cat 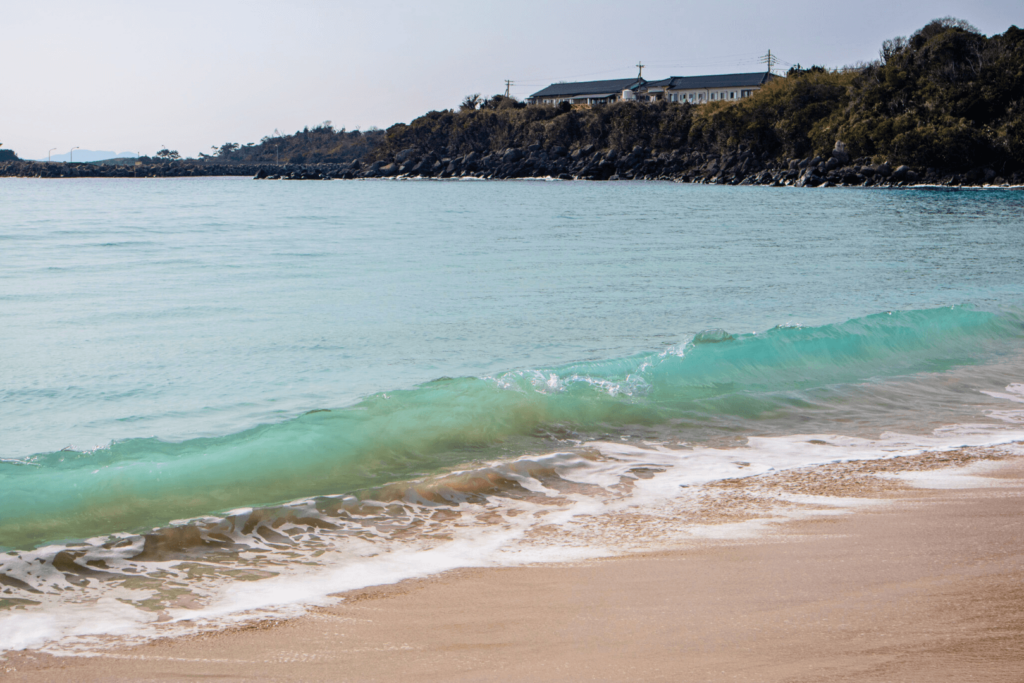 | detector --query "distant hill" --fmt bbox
[41,150,138,163]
